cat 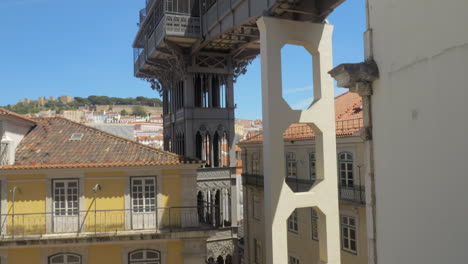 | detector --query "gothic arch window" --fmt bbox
[175,129,185,156]
[128,250,161,264]
[48,253,81,264]
[225,255,232,264]
[194,75,203,107]
[197,191,206,223]
[213,131,221,167]
[203,133,212,167]
[215,190,221,227]
[338,152,354,187]
[216,255,225,264]
[221,131,229,166]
